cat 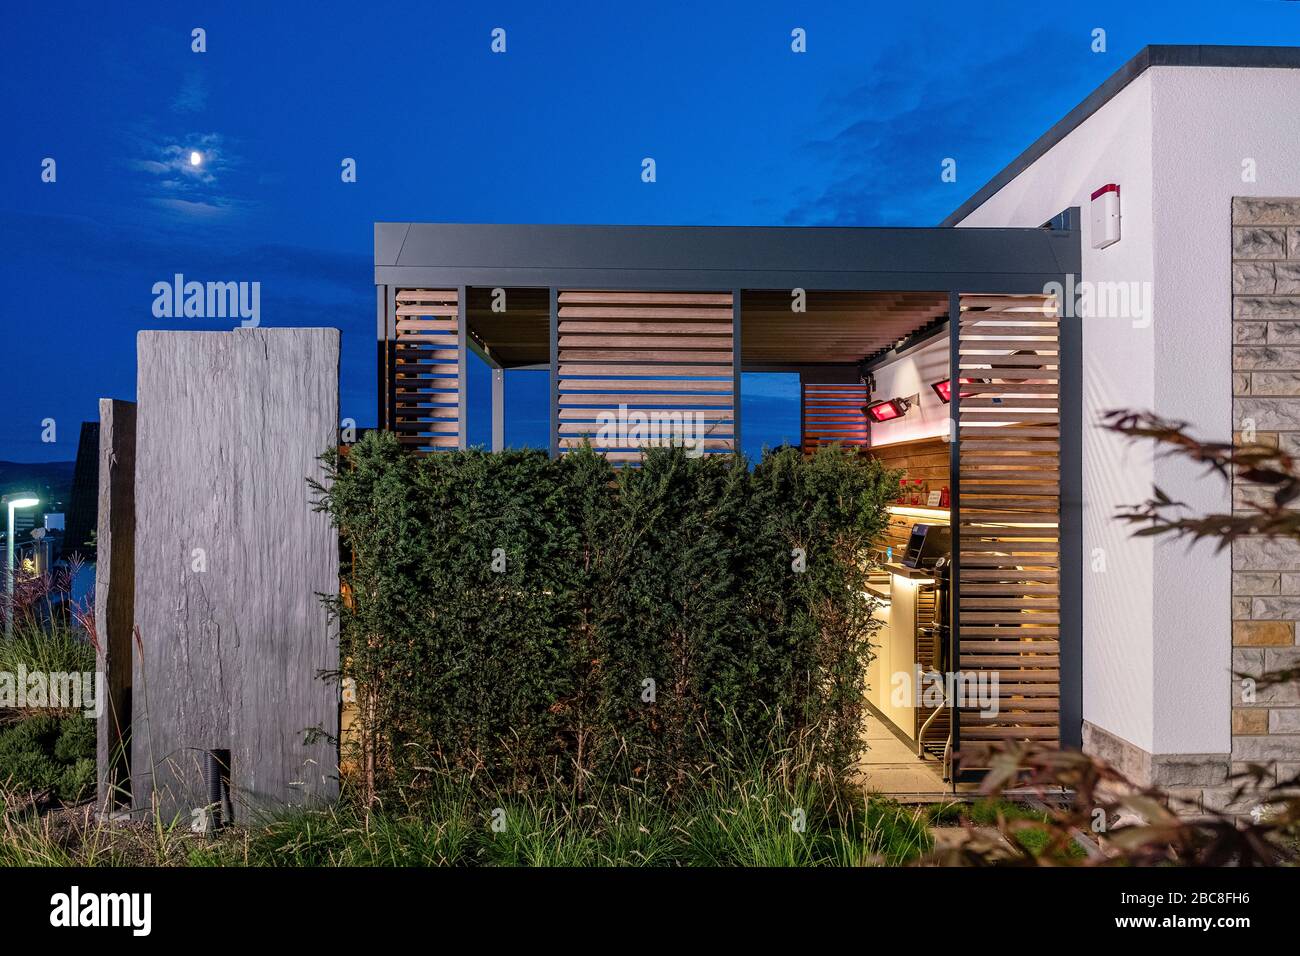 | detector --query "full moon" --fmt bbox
[189,151,202,166]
